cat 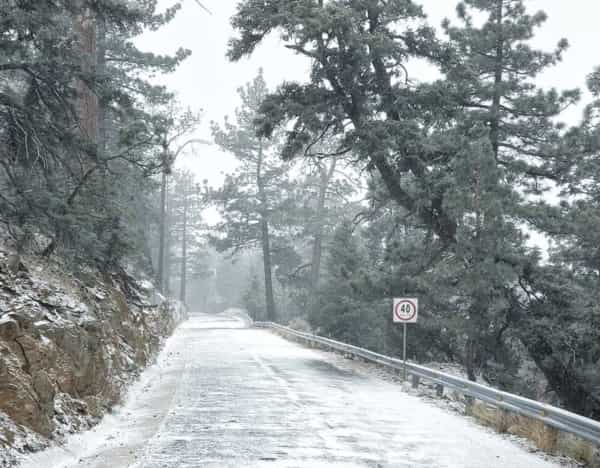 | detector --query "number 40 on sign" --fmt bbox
[393,298,418,323]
